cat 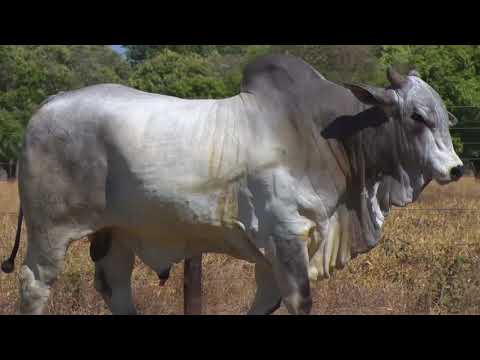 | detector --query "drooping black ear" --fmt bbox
[343,84,396,107]
[448,111,458,127]
[321,107,390,140]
